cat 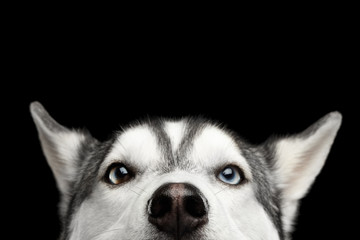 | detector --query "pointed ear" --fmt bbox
[30,102,95,198]
[269,112,342,233]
